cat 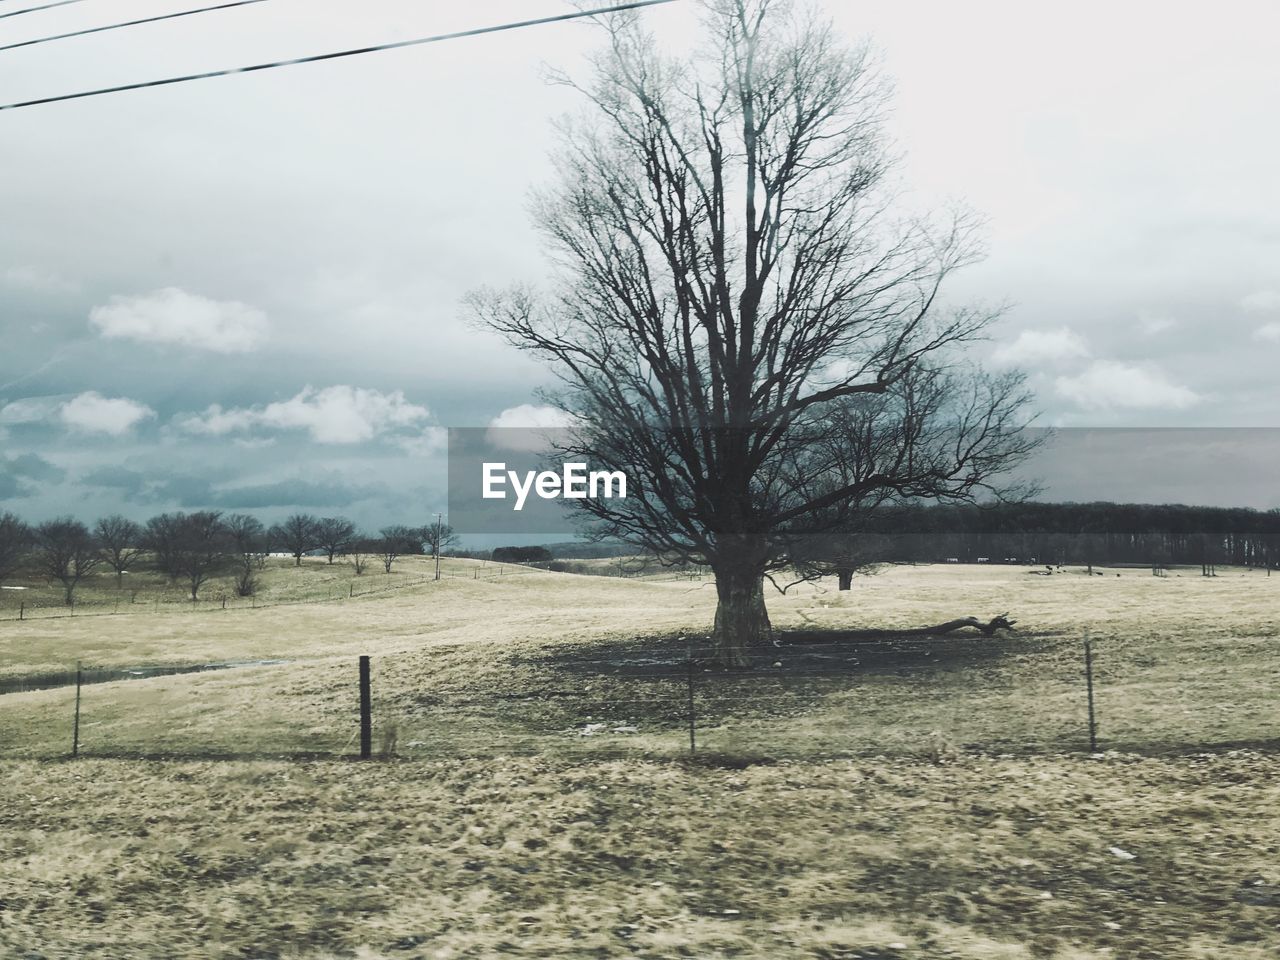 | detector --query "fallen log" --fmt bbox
[911,614,1017,636]
[778,613,1016,645]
